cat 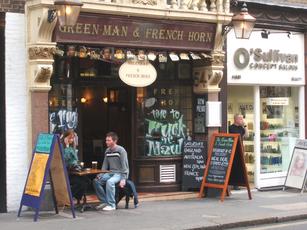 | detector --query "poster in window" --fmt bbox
[194,96,206,133]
